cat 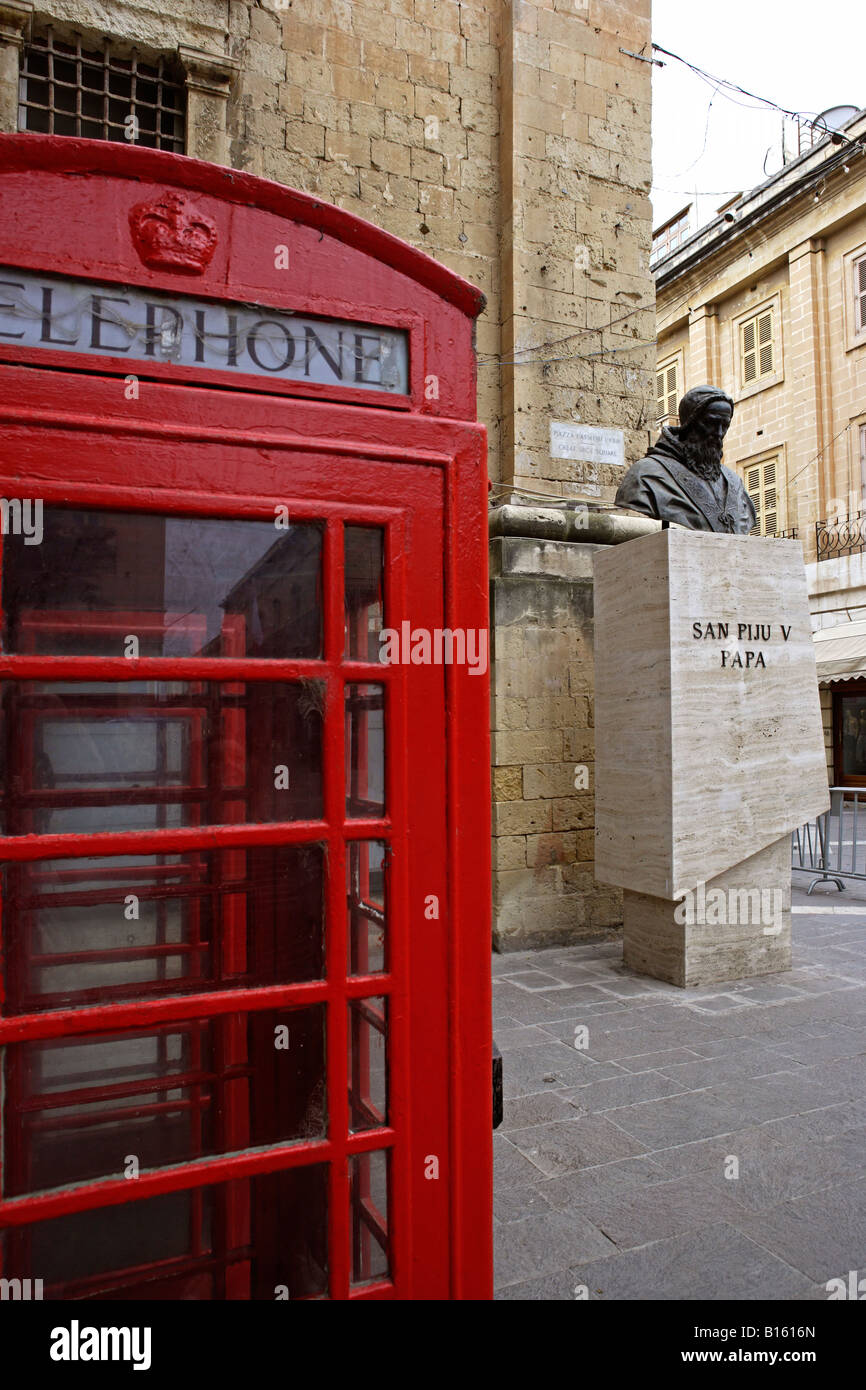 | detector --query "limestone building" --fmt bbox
[654,106,866,790]
[0,0,656,950]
